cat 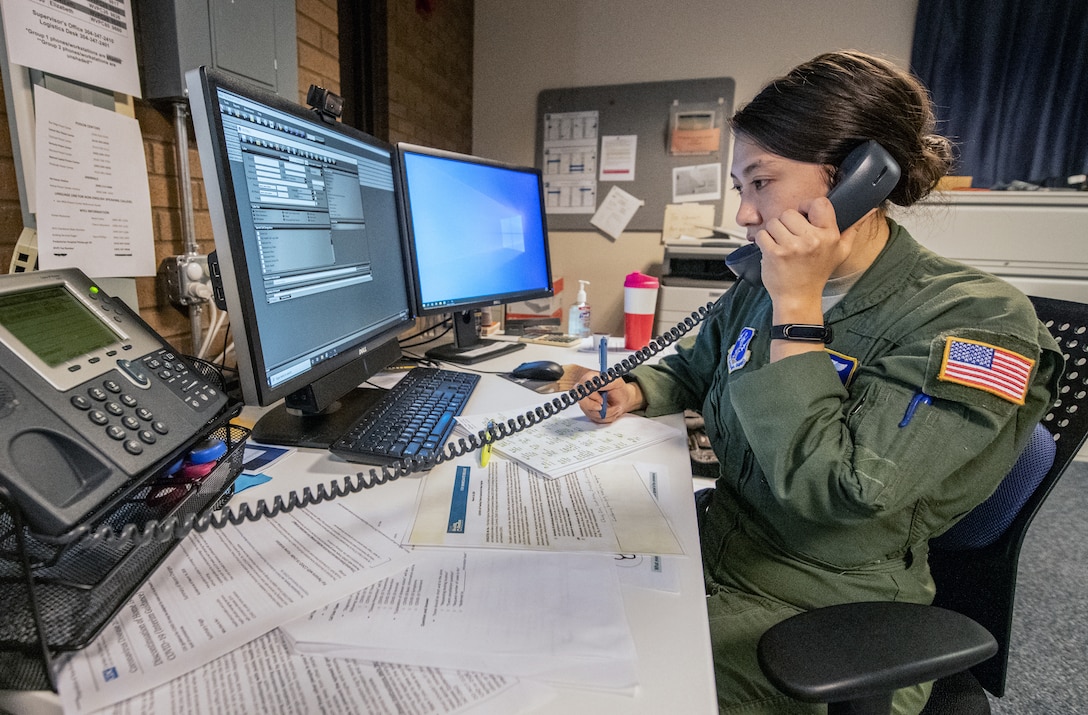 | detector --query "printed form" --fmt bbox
[82,628,551,715]
[407,458,683,556]
[55,493,419,714]
[283,549,639,690]
[455,411,679,478]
